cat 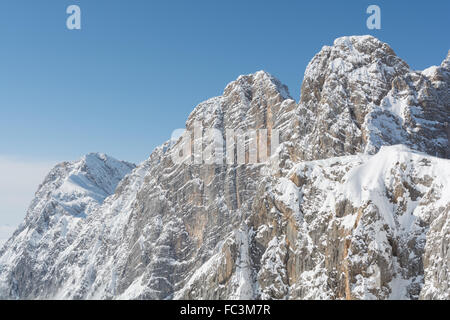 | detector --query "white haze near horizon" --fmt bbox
[0,156,55,244]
